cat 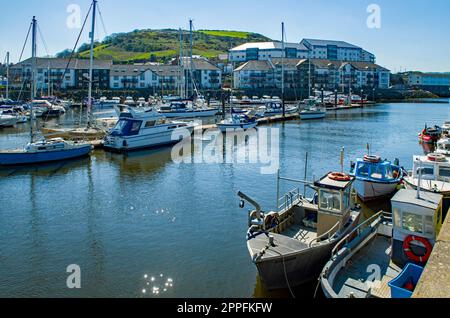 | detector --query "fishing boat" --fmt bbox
[103,106,196,152]
[0,17,92,166]
[350,155,403,201]
[259,102,298,117]
[442,121,450,134]
[419,125,442,144]
[238,171,361,290]
[320,188,443,298]
[436,138,450,156]
[403,153,450,218]
[0,111,17,127]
